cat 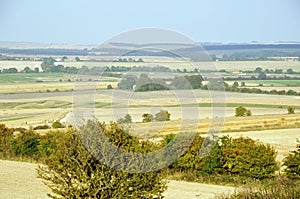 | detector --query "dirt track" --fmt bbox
[0,160,235,199]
